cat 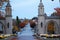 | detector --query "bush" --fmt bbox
[30,20,36,28]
